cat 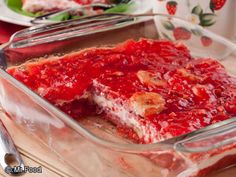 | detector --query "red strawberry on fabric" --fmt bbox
[173,27,191,40]
[166,1,178,15]
[201,36,213,47]
[210,0,226,12]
